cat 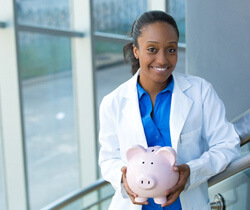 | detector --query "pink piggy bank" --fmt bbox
[126,145,179,204]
